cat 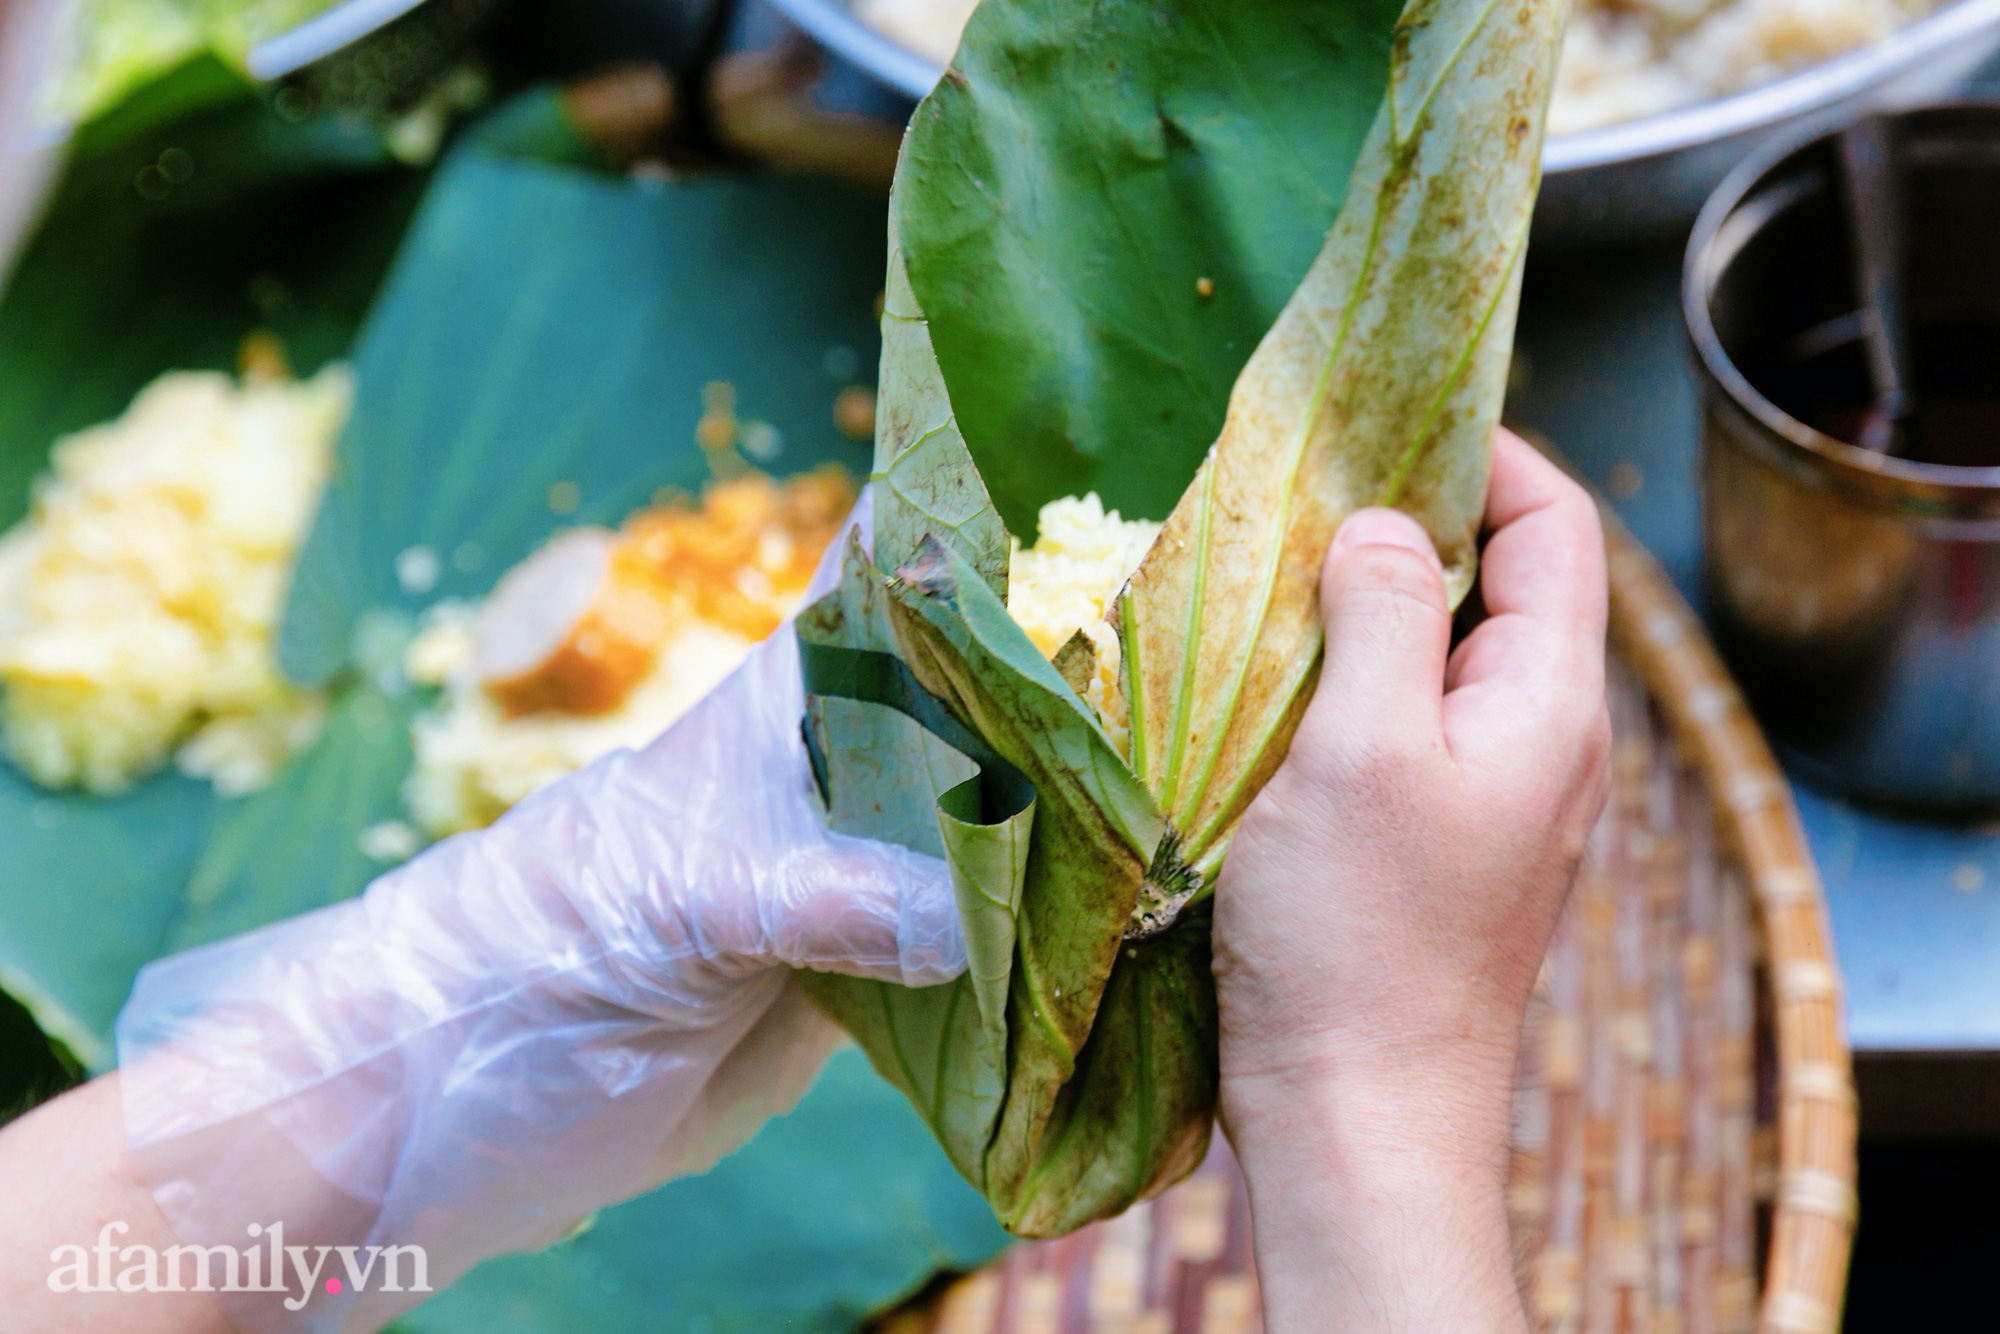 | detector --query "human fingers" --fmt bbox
[764,834,965,986]
[613,625,963,987]
[1442,430,1607,705]
[1293,507,1453,760]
